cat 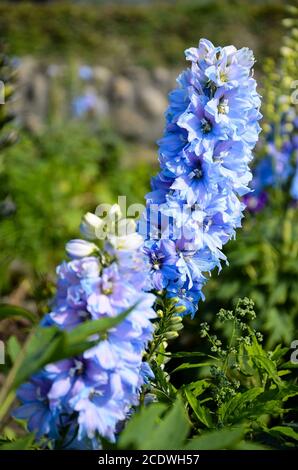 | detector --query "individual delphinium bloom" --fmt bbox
[14,206,156,447]
[47,256,101,330]
[143,240,181,290]
[139,38,262,315]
